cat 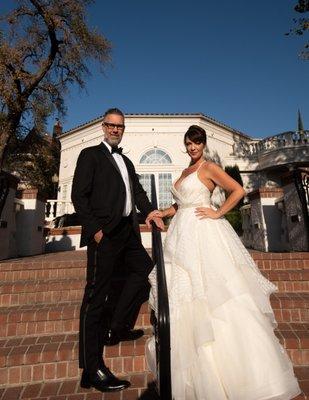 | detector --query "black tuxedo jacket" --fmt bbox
[71,142,154,247]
